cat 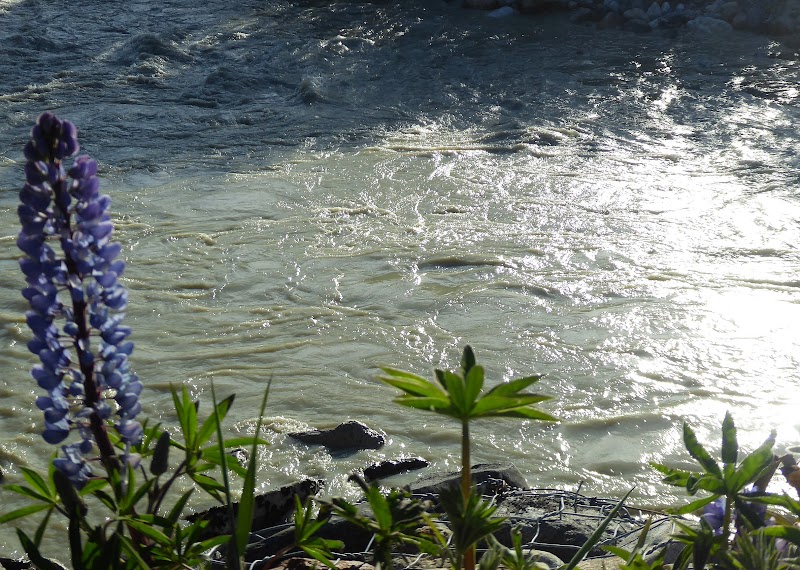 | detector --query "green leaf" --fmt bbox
[721,412,738,468]
[561,488,634,570]
[683,422,722,478]
[200,448,250,478]
[125,478,155,515]
[117,534,153,569]
[485,407,557,422]
[173,384,198,450]
[119,463,143,513]
[33,508,53,547]
[729,431,776,491]
[53,469,85,517]
[20,467,53,499]
[191,473,226,502]
[463,365,485,414]
[687,474,726,495]
[484,375,543,398]
[602,545,634,560]
[2,484,55,504]
[393,395,452,412]
[93,490,118,511]
[471,394,552,418]
[747,493,800,516]
[0,503,52,523]
[166,489,195,525]
[235,382,271,557]
[16,529,64,570]
[439,369,468,416]
[207,381,239,569]
[651,462,694,487]
[197,534,232,551]
[124,519,173,547]
[665,494,719,516]
[461,345,477,375]
[79,479,109,497]
[365,486,392,530]
[196,394,235,447]
[218,436,270,449]
[756,525,800,547]
[378,368,446,398]
[149,430,171,476]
